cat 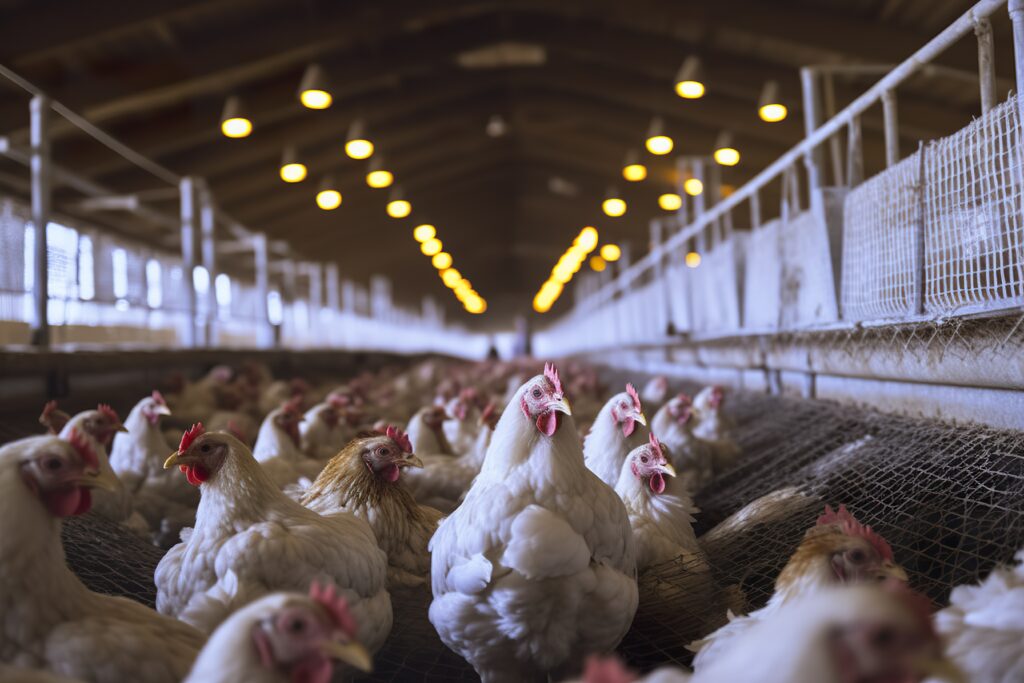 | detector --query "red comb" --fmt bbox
[626,383,642,412]
[386,425,413,453]
[178,423,205,453]
[581,654,636,683]
[543,362,563,395]
[282,396,303,415]
[310,581,358,639]
[97,404,120,423]
[648,432,665,461]
[817,505,894,562]
[68,428,99,471]
[327,392,351,408]
[151,390,166,406]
